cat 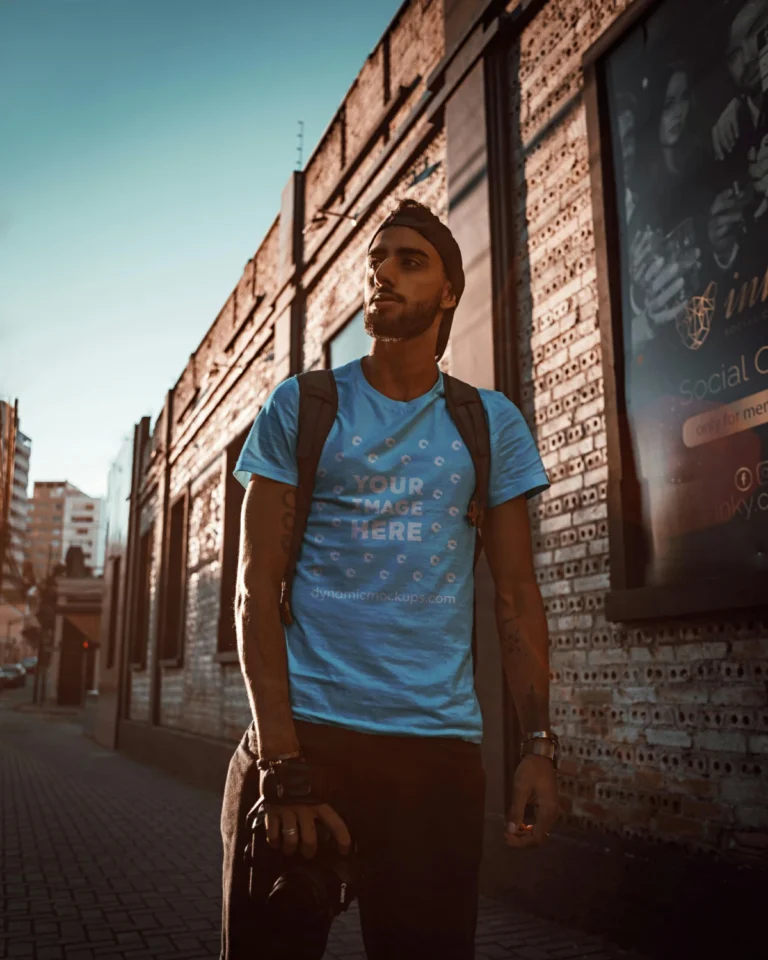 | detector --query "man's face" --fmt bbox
[363,225,455,346]
[727,0,768,96]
